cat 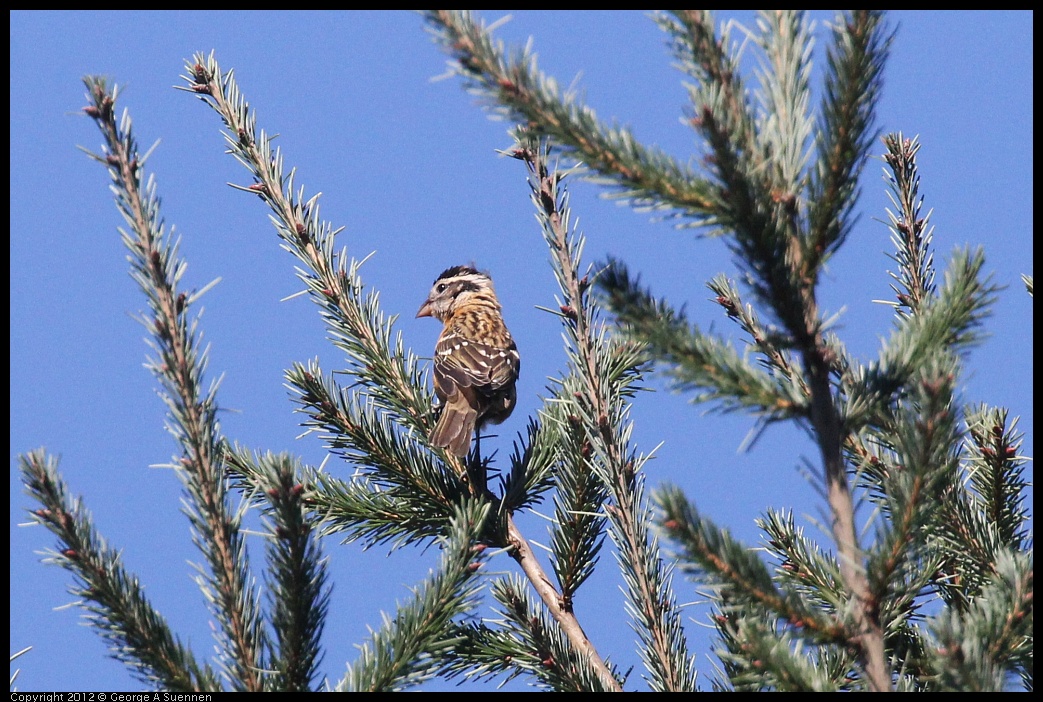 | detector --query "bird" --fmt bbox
[417,265,520,458]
